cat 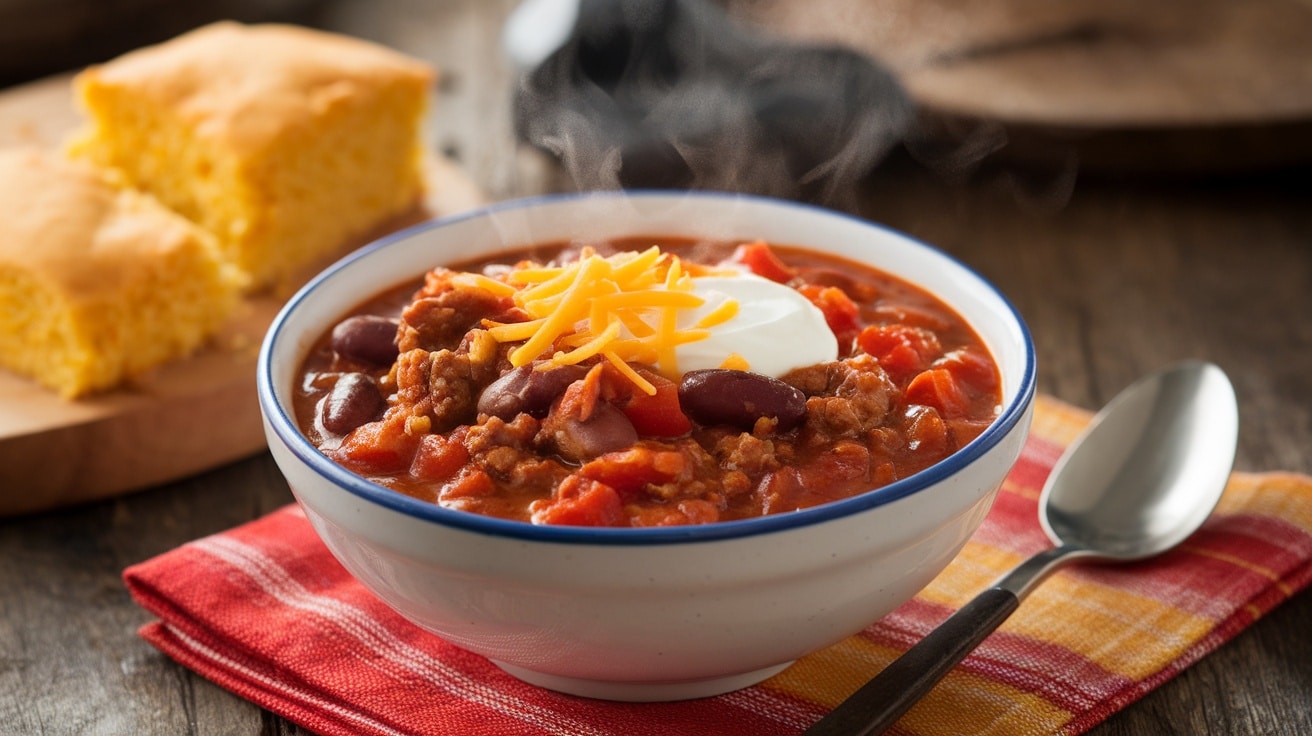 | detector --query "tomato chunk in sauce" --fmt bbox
[293,237,1002,527]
